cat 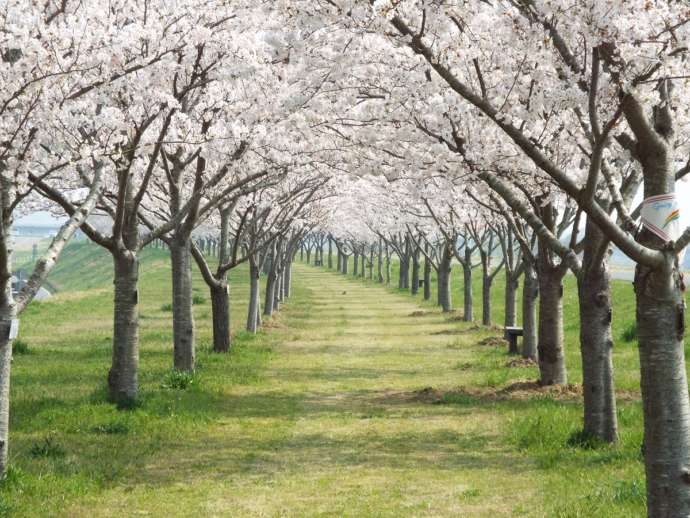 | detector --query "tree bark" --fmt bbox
[353,252,359,276]
[170,238,195,372]
[505,276,519,328]
[398,256,409,289]
[247,260,261,332]
[482,271,491,326]
[628,107,690,514]
[462,260,473,322]
[537,264,567,385]
[264,269,275,316]
[377,240,384,283]
[109,251,140,404]
[284,261,292,298]
[411,247,420,295]
[437,245,453,312]
[505,276,519,354]
[578,222,617,442]
[522,262,538,360]
[0,291,15,477]
[423,245,432,301]
[328,240,333,269]
[210,282,230,353]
